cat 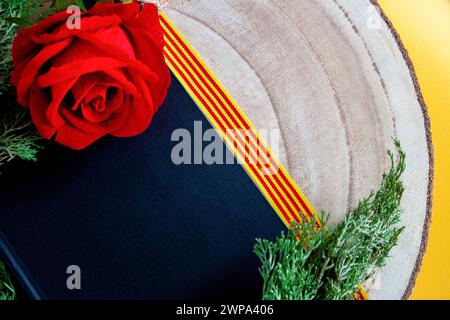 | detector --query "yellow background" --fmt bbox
[377,0,450,299]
